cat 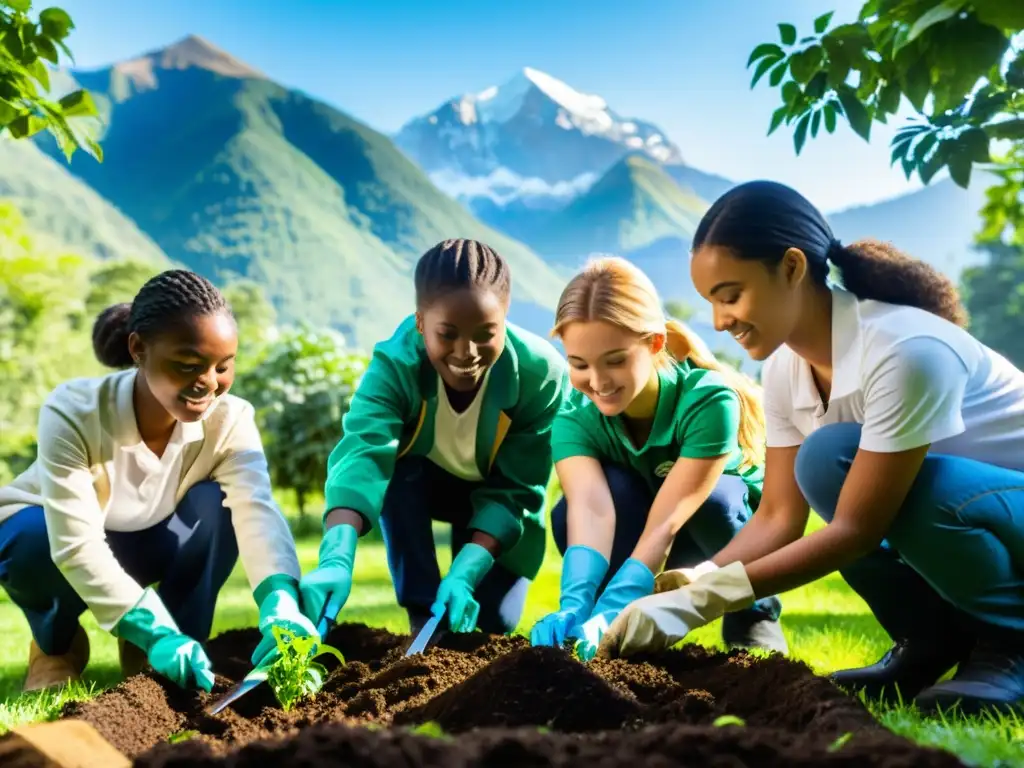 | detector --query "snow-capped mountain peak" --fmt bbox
[394,66,685,207]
